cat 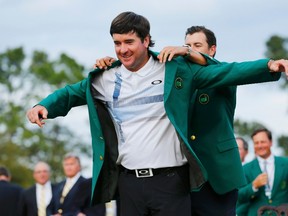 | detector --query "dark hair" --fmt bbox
[0,166,11,177]
[251,128,272,141]
[236,137,249,151]
[185,26,217,48]
[110,11,155,47]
